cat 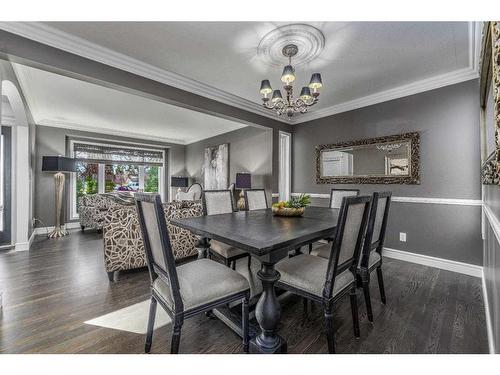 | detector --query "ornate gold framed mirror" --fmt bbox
[316,132,420,184]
